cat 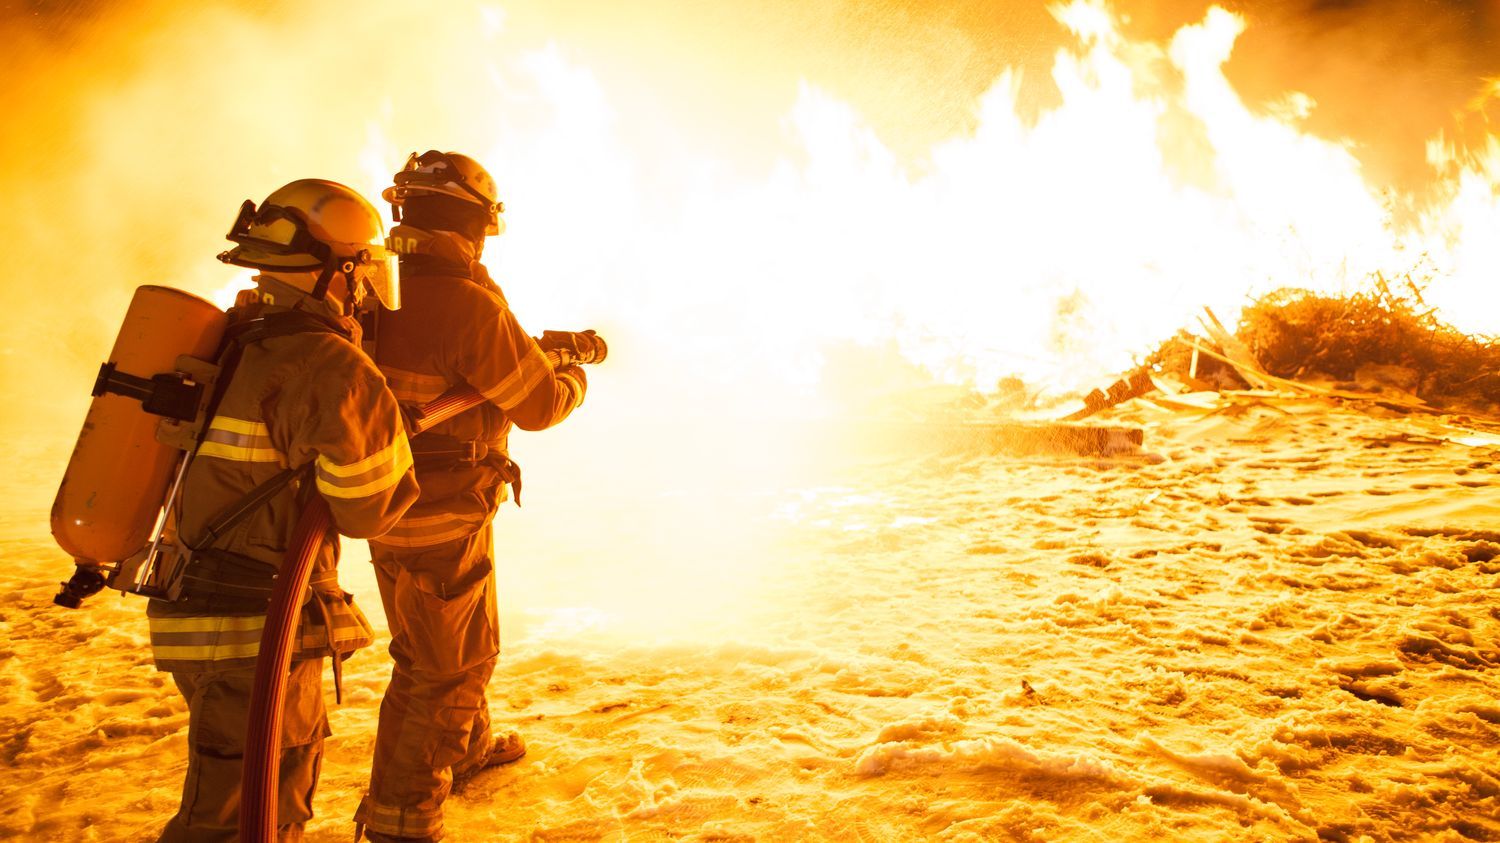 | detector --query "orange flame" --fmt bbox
[346,0,1500,403]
